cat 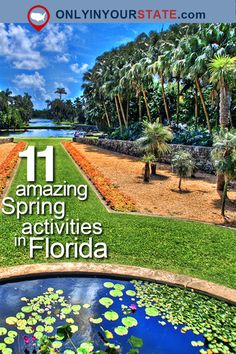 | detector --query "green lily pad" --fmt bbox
[122,316,138,328]
[99,297,114,308]
[104,282,114,288]
[104,310,119,321]
[52,341,63,349]
[126,290,136,296]
[145,307,159,317]
[0,328,7,336]
[21,306,33,313]
[4,337,14,345]
[129,336,143,348]
[114,284,125,291]
[6,317,17,325]
[109,290,123,297]
[89,317,103,324]
[114,326,128,336]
